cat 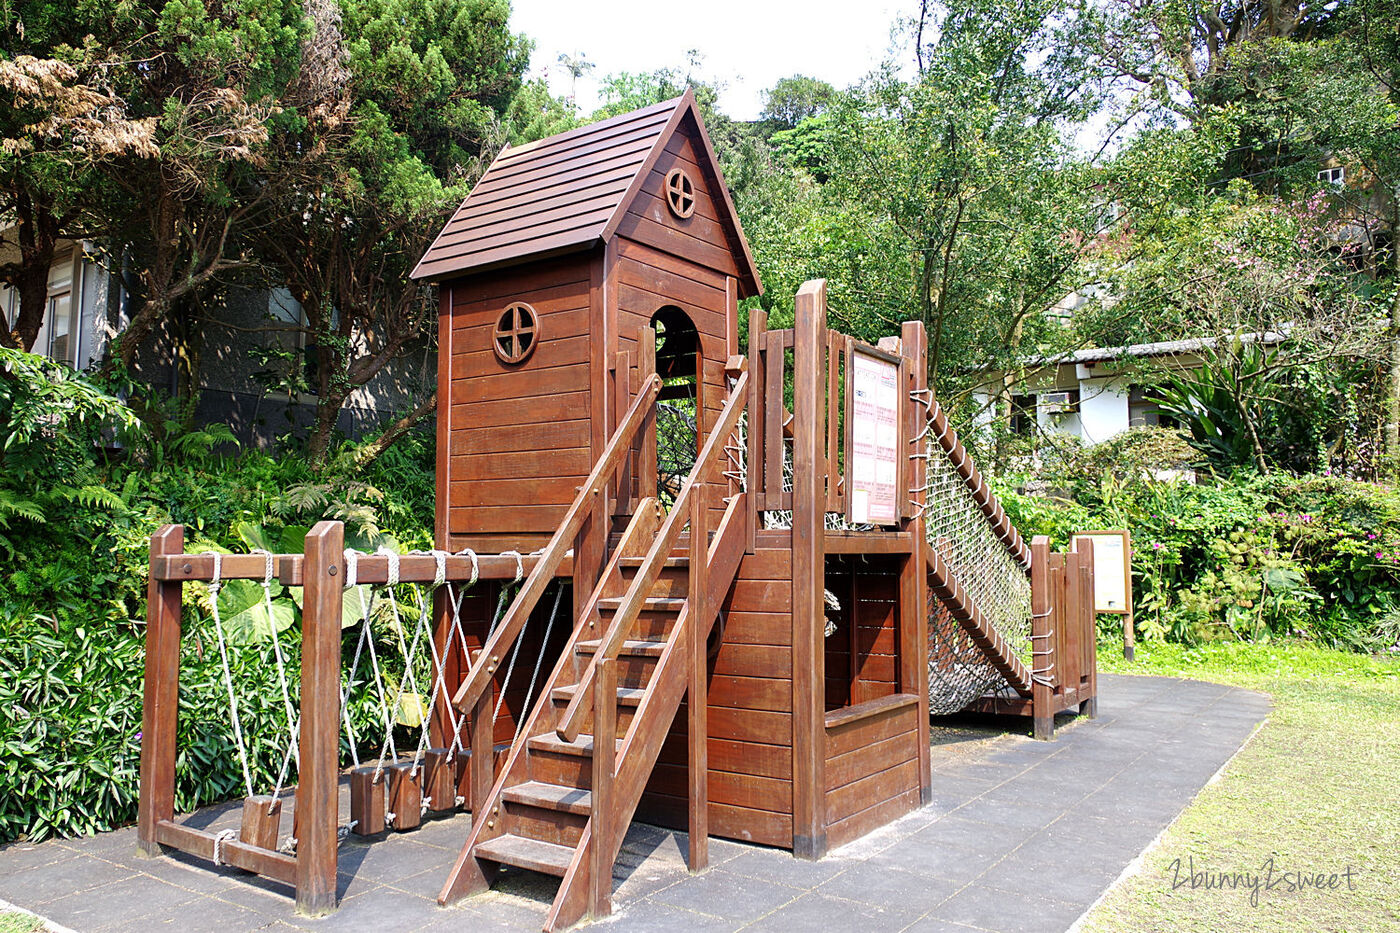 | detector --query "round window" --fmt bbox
[493,302,539,364]
[665,168,696,219]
